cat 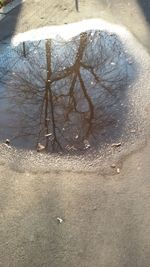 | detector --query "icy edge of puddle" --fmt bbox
[11,18,150,64]
[12,19,131,45]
